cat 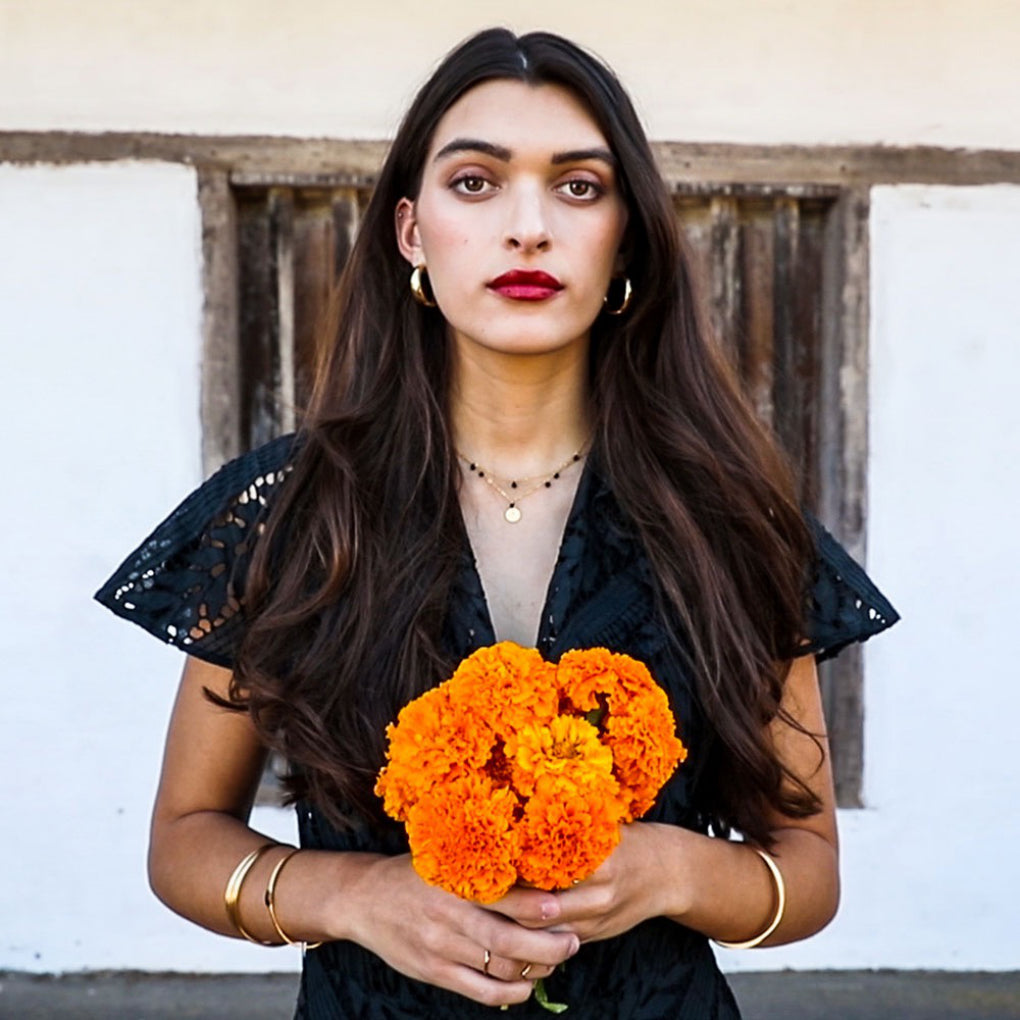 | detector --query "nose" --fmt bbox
[504,184,551,253]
